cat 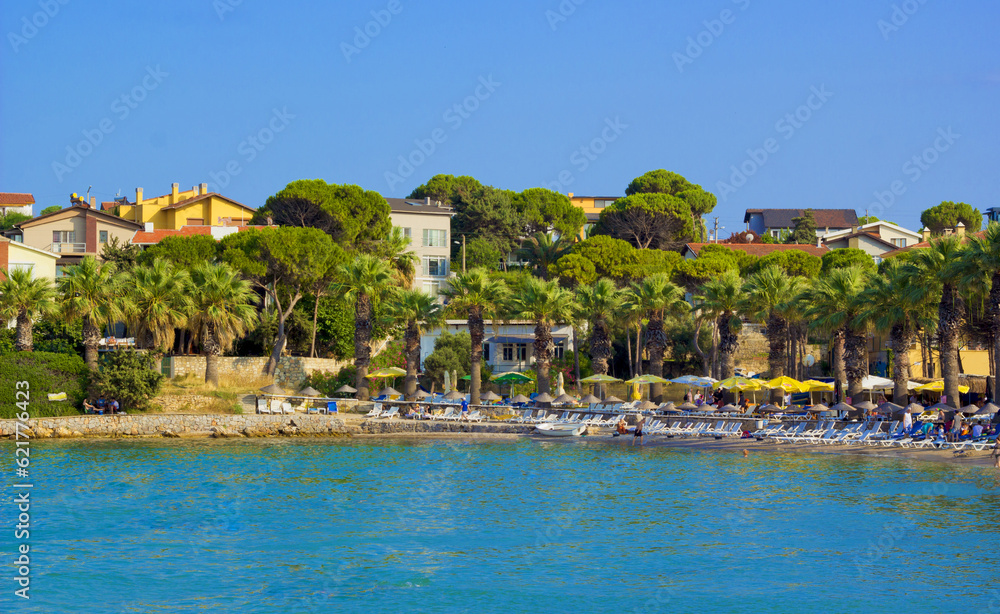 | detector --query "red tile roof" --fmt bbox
[883,230,985,258]
[0,193,35,205]
[685,242,829,257]
[744,208,858,229]
[130,226,214,245]
[156,192,254,212]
